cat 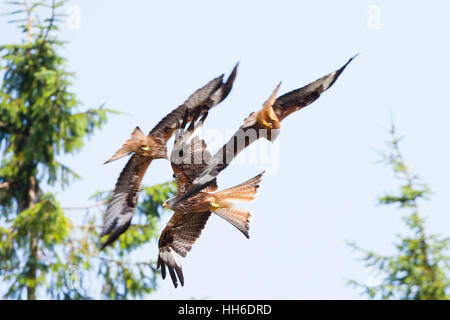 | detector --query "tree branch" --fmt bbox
[62,201,106,210]
[98,256,157,269]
